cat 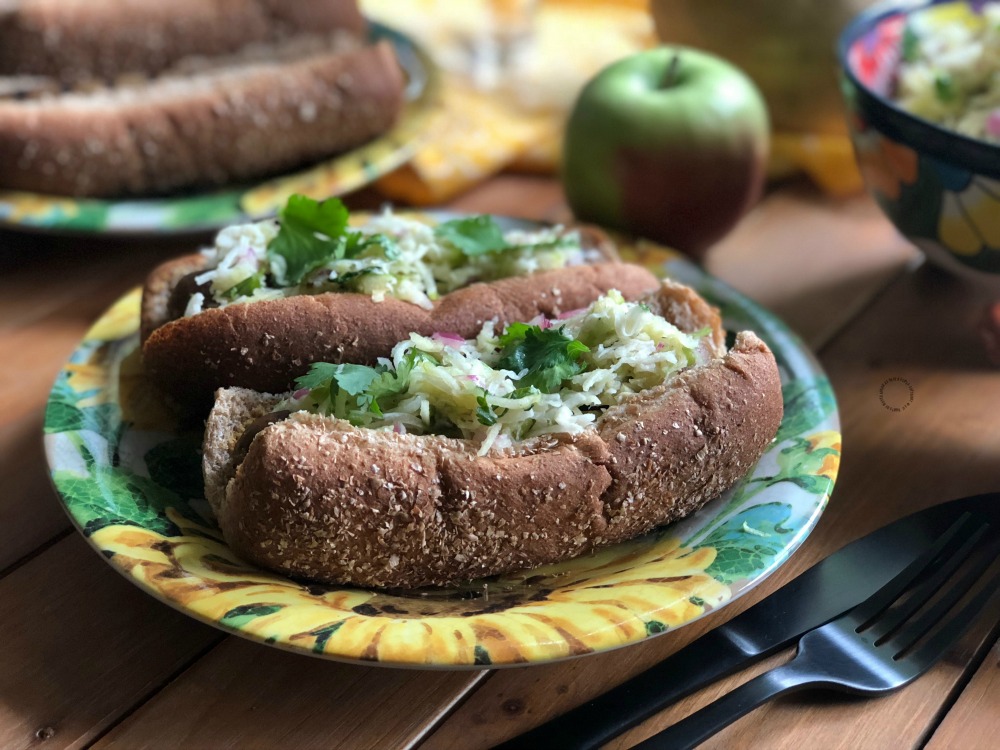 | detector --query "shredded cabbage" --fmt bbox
[895,4,1000,142]
[185,209,595,314]
[282,291,710,454]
